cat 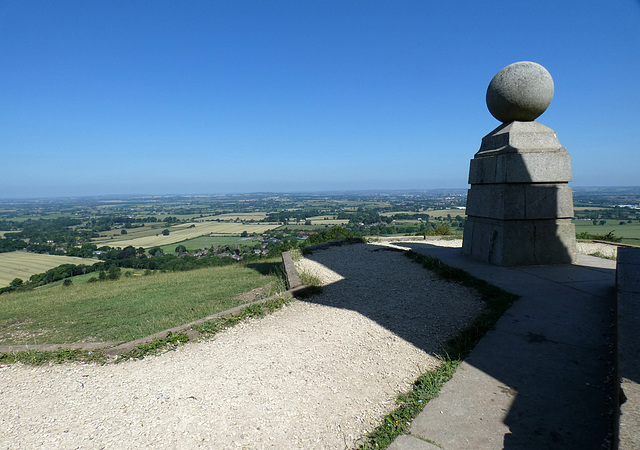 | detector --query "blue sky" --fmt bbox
[1,1,639,198]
